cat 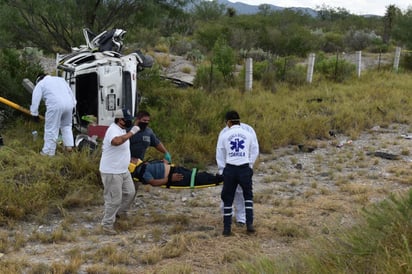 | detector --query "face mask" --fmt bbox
[124,120,133,128]
[138,122,149,131]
